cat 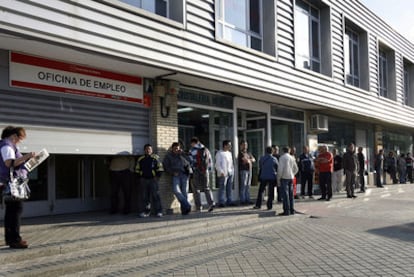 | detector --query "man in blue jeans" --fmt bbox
[277,146,298,216]
[163,142,192,215]
[215,140,235,207]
